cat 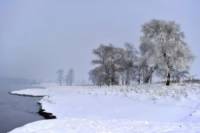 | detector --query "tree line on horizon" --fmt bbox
[89,19,194,86]
[57,68,74,86]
